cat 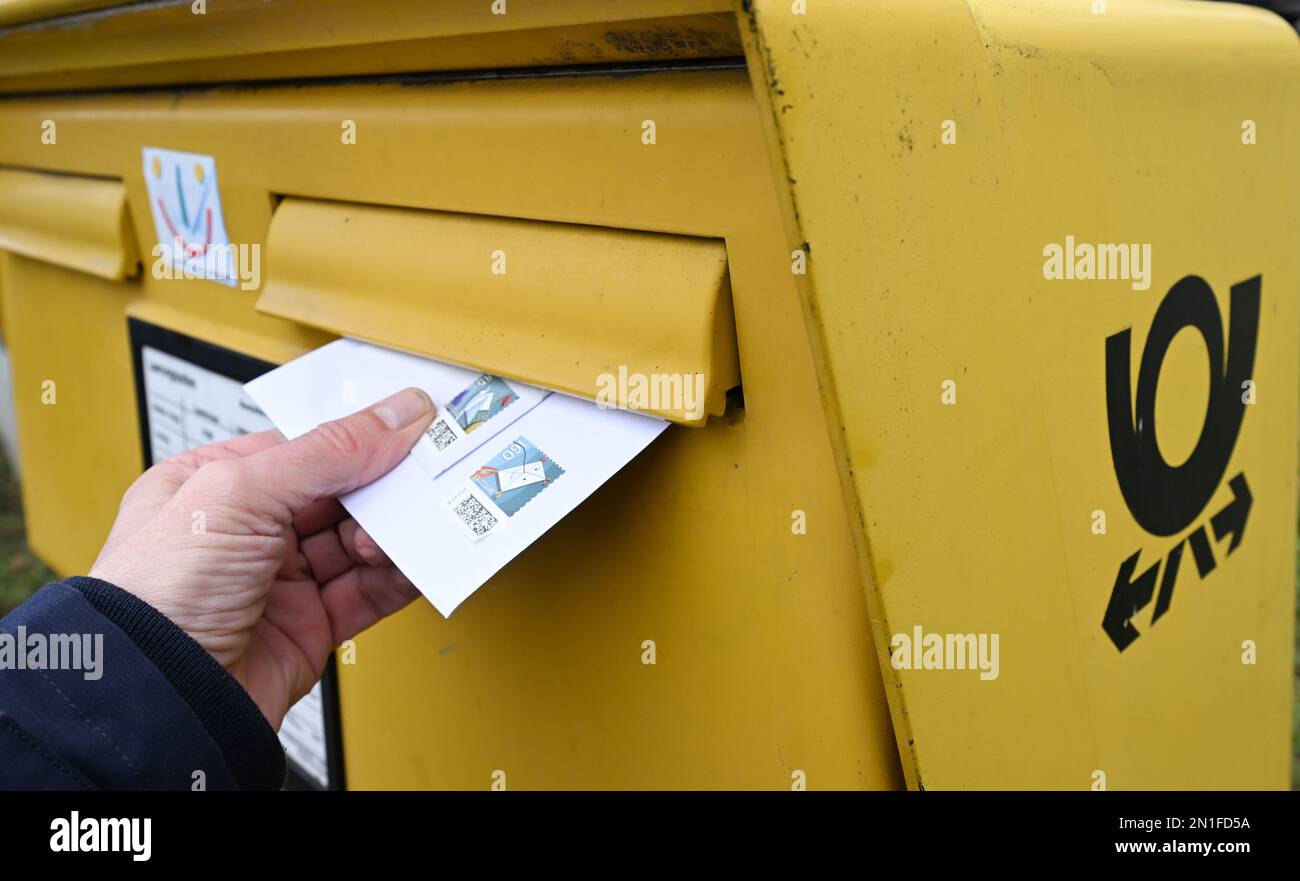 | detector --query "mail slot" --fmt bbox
[0,0,1295,792]
[0,168,139,281]
[259,198,740,424]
